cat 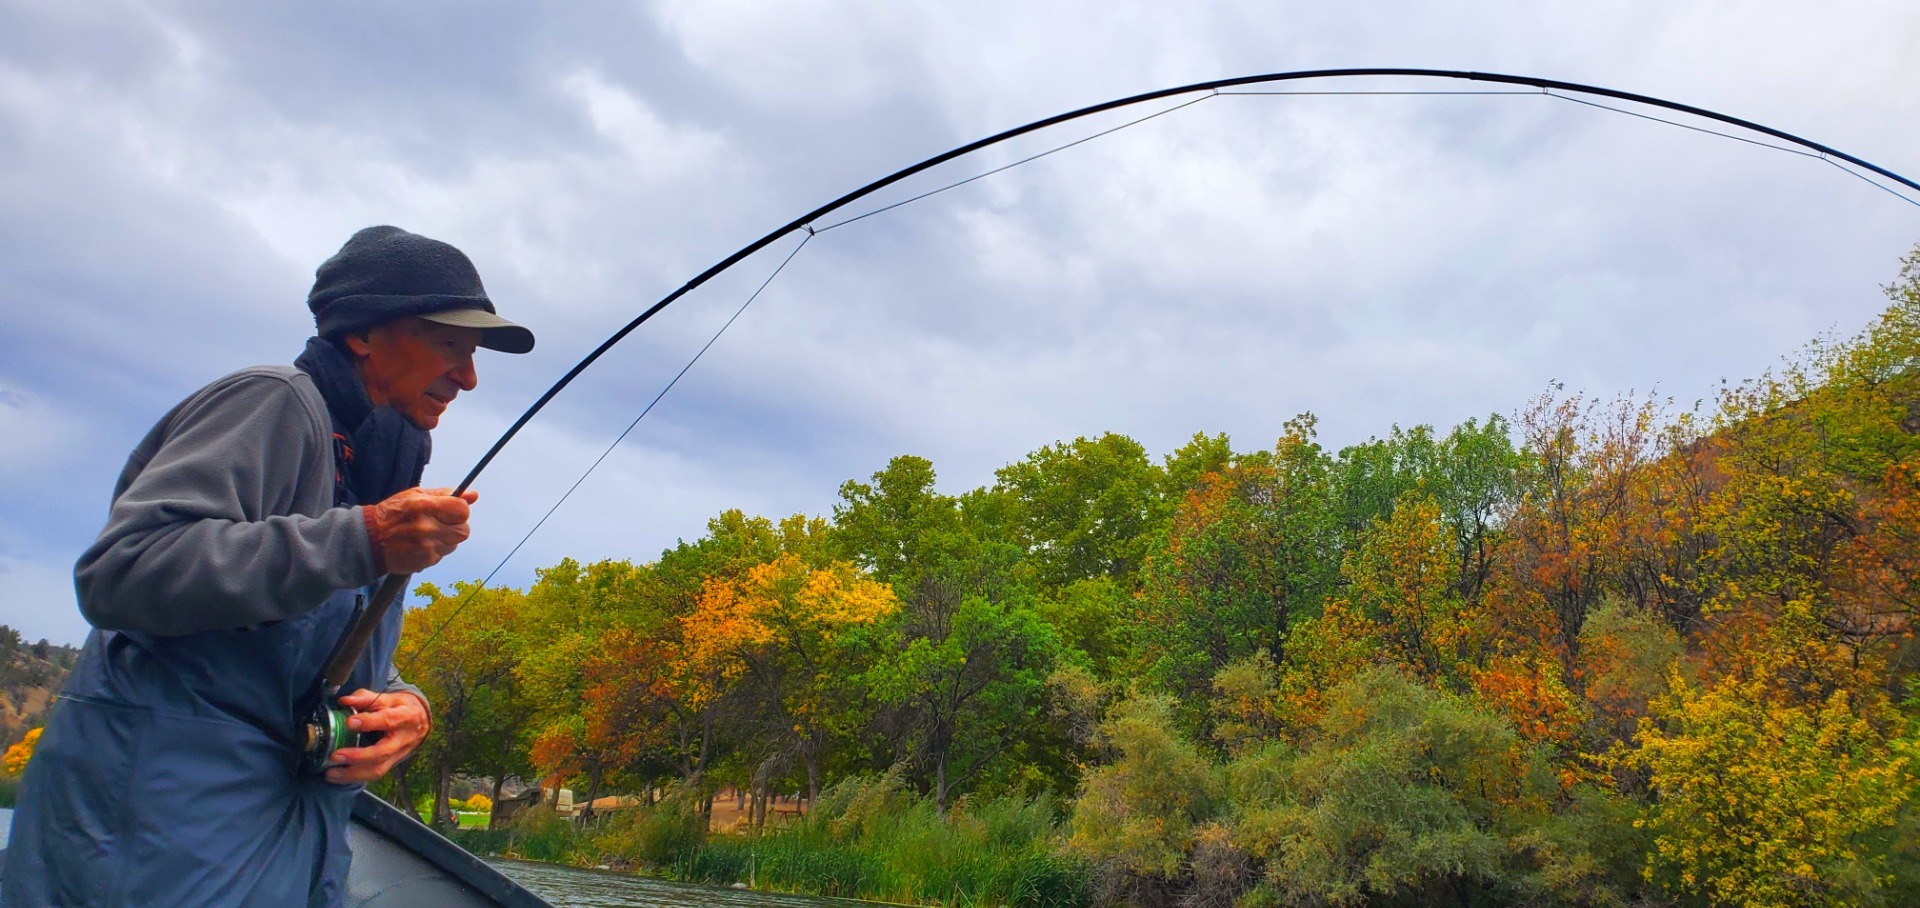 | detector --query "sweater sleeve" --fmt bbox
[74,373,382,636]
